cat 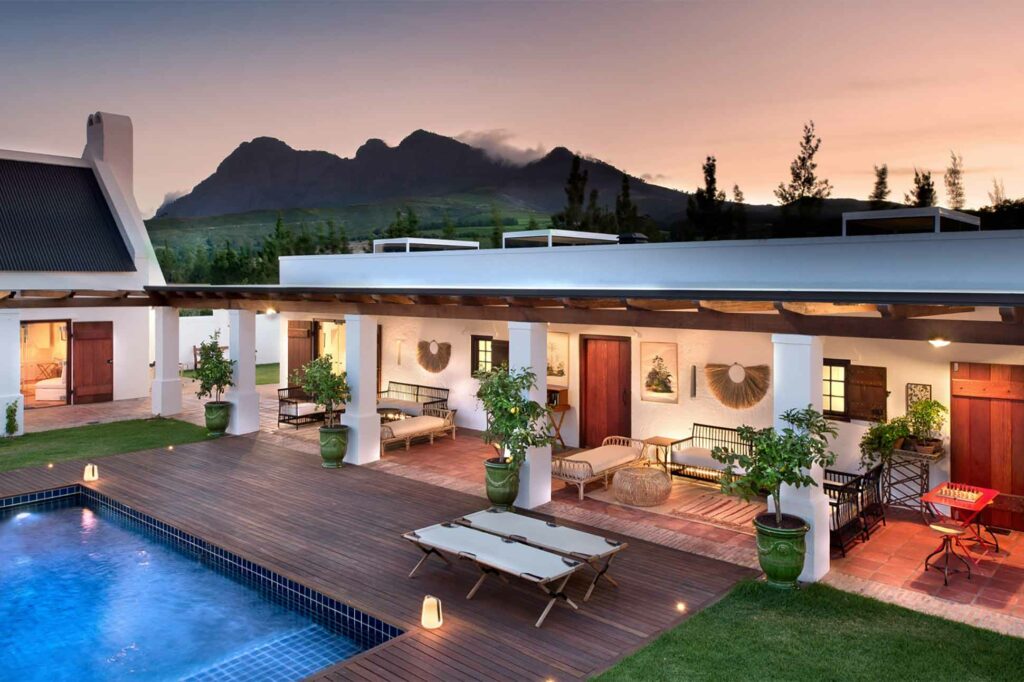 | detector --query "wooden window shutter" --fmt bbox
[847,365,888,422]
[492,340,509,369]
